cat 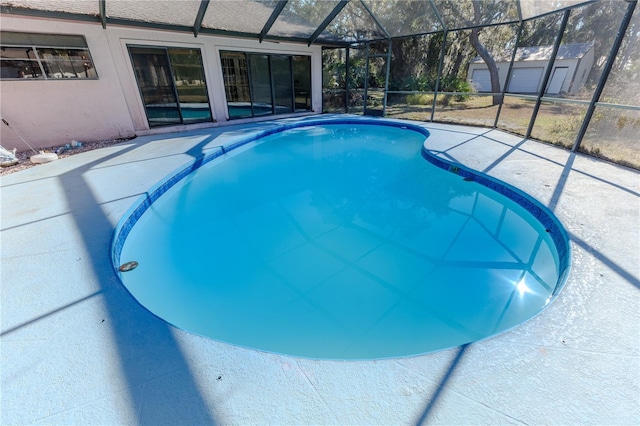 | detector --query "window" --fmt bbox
[0,31,97,80]
[220,51,311,119]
